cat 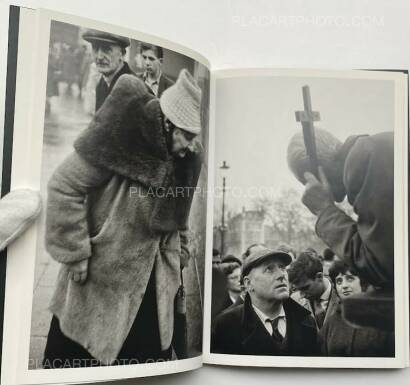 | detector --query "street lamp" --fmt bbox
[220,160,230,257]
